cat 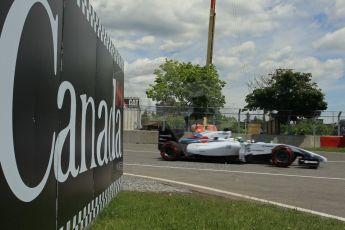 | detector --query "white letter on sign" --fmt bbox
[0,0,58,202]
